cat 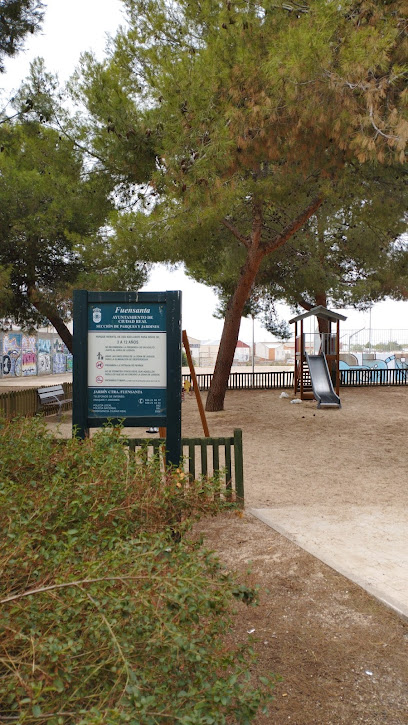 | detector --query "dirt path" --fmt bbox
[185,387,408,723]
[193,512,408,725]
[182,387,408,615]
